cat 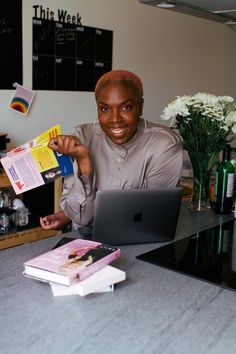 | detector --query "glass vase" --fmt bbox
[188,151,219,211]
